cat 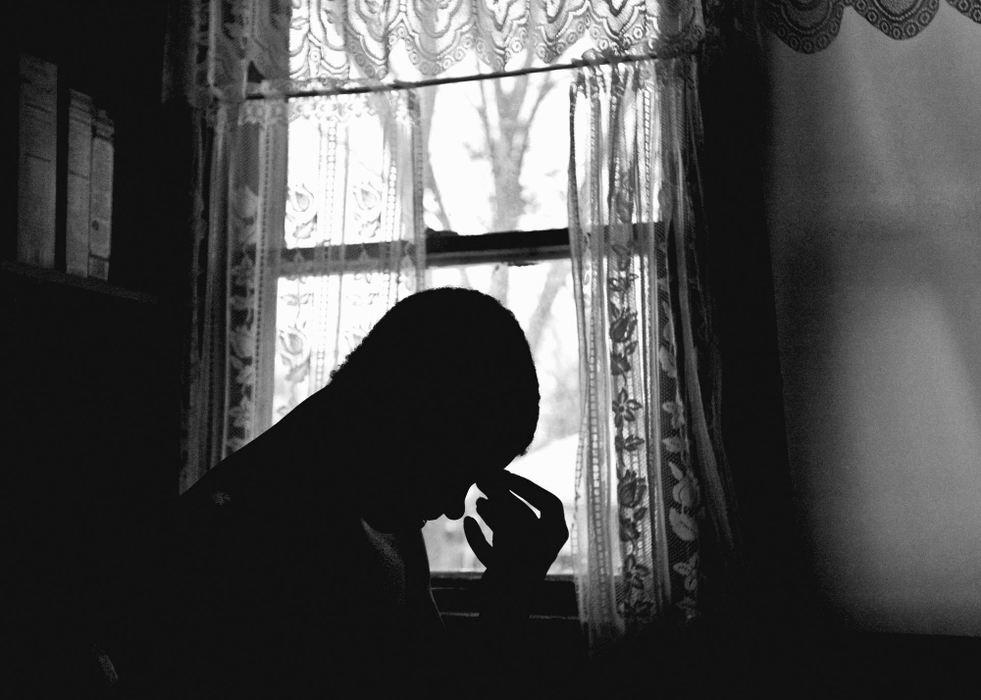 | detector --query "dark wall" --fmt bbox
[698,25,812,615]
[3,4,189,485]
[2,271,182,688]
[3,3,190,689]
